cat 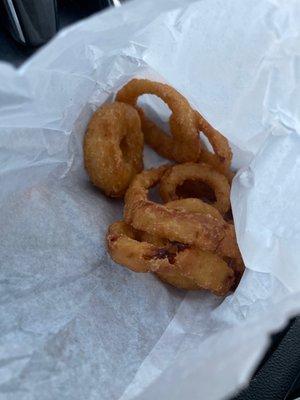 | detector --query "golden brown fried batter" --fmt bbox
[124,166,227,252]
[84,102,143,197]
[155,269,203,291]
[175,249,234,295]
[85,79,244,295]
[107,221,173,273]
[116,79,200,162]
[159,162,231,214]
[195,110,232,178]
[107,220,234,296]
